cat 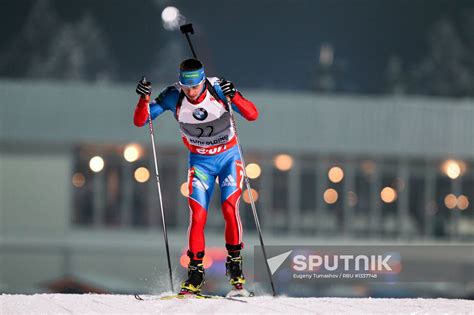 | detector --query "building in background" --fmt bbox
[1,80,473,297]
